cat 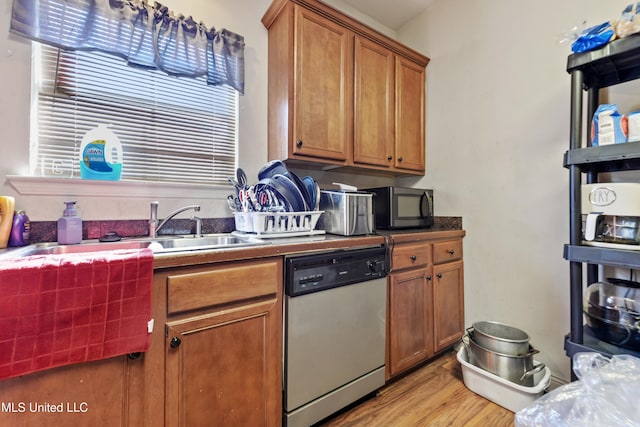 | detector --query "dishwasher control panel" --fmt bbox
[285,246,387,296]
